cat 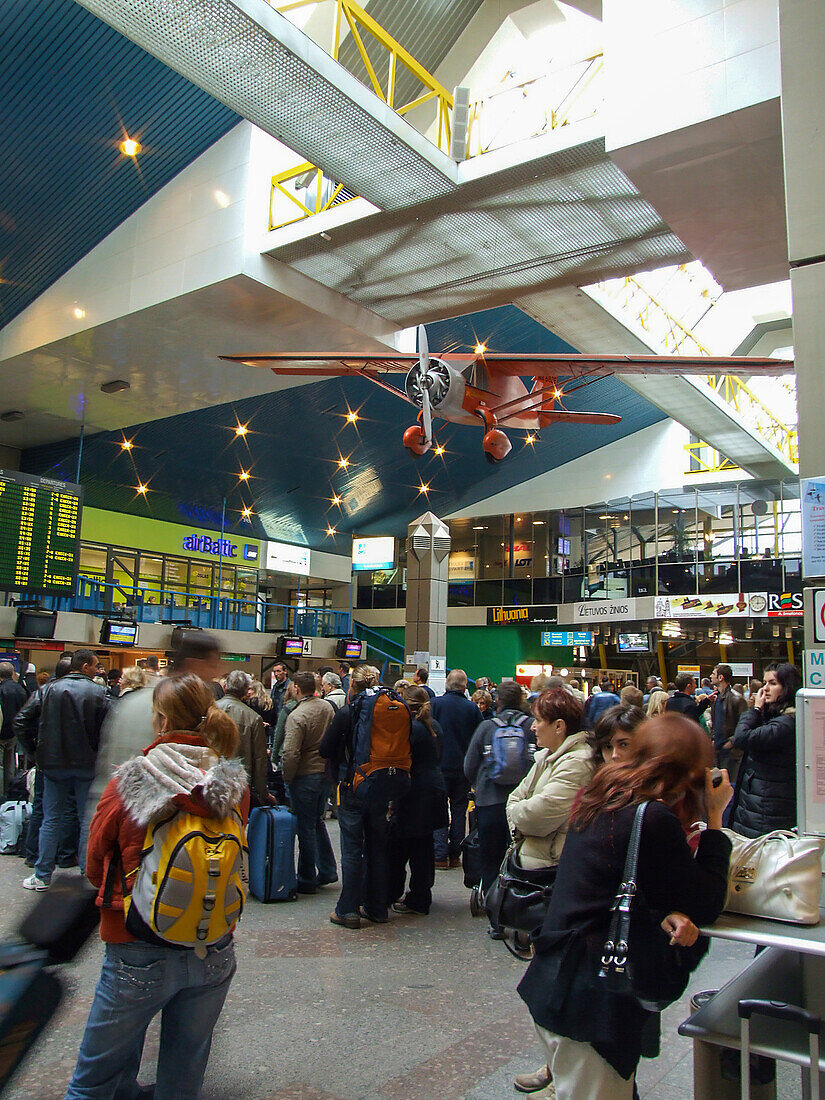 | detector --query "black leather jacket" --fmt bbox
[730,705,796,838]
[13,673,110,777]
